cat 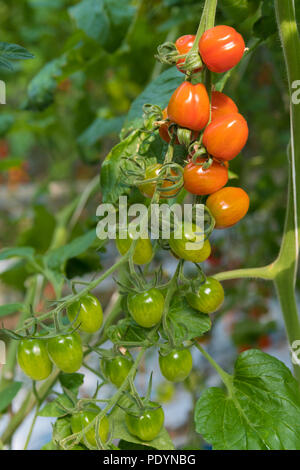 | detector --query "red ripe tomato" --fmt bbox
[199,25,245,73]
[211,91,238,121]
[183,157,228,195]
[257,335,271,350]
[167,82,210,131]
[175,35,202,73]
[202,113,248,161]
[206,187,250,229]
